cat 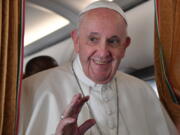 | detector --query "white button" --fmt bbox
[104,97,110,102]
[107,110,112,115]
